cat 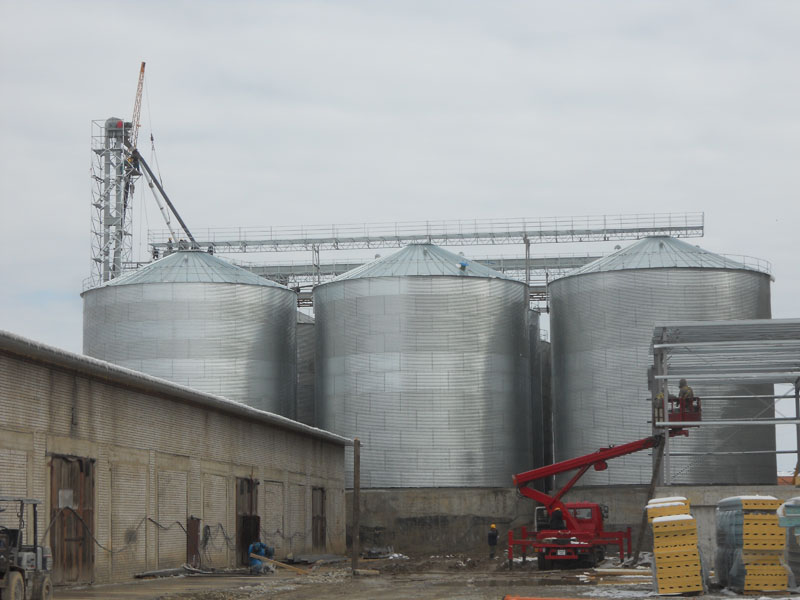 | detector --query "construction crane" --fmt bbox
[120,62,146,233]
[122,62,195,249]
[130,62,146,151]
